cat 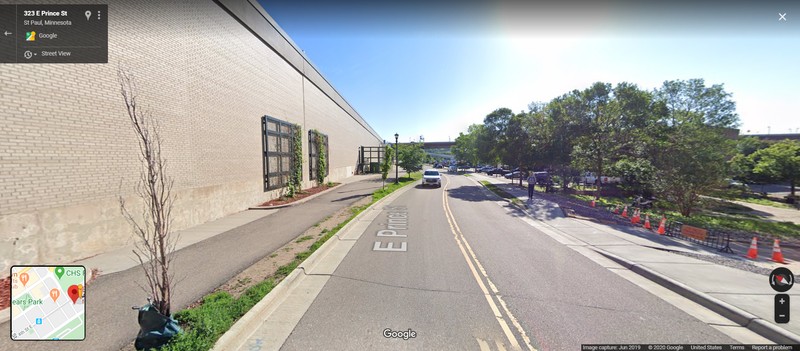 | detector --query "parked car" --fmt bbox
[533,171,551,184]
[448,165,458,173]
[479,166,494,173]
[725,179,750,190]
[422,169,442,188]
[487,168,511,176]
[504,171,524,179]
